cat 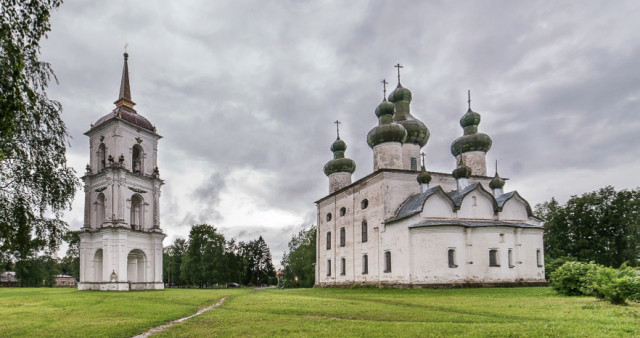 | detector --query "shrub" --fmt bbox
[549,261,599,296]
[588,264,640,305]
[545,256,576,281]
